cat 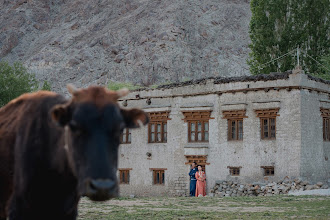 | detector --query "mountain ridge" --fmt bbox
[0,0,251,94]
